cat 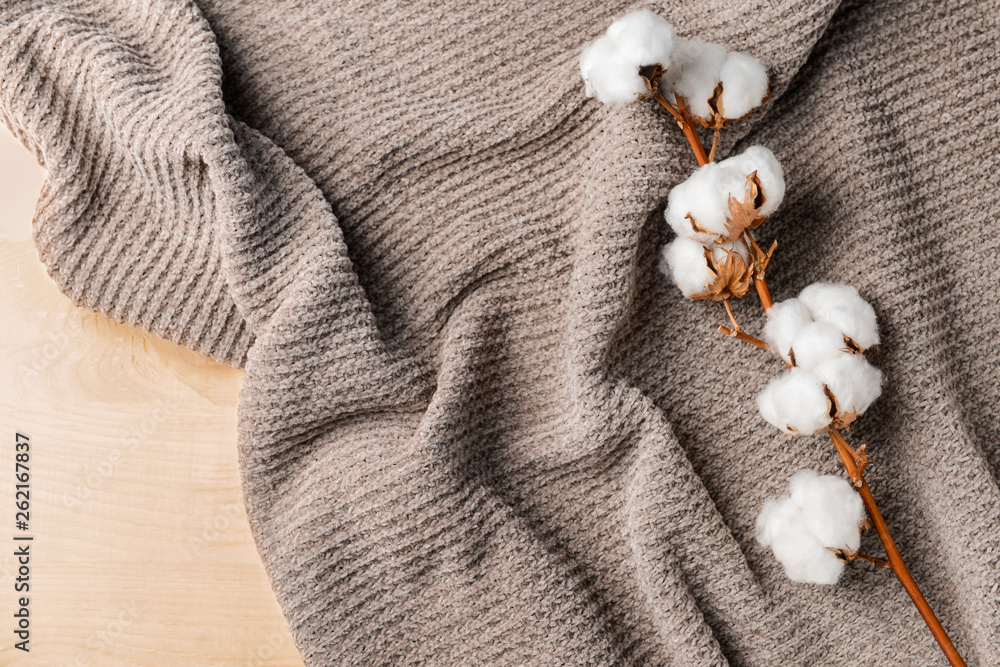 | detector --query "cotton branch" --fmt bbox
[828,428,966,666]
[667,78,966,667]
[580,10,966,665]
